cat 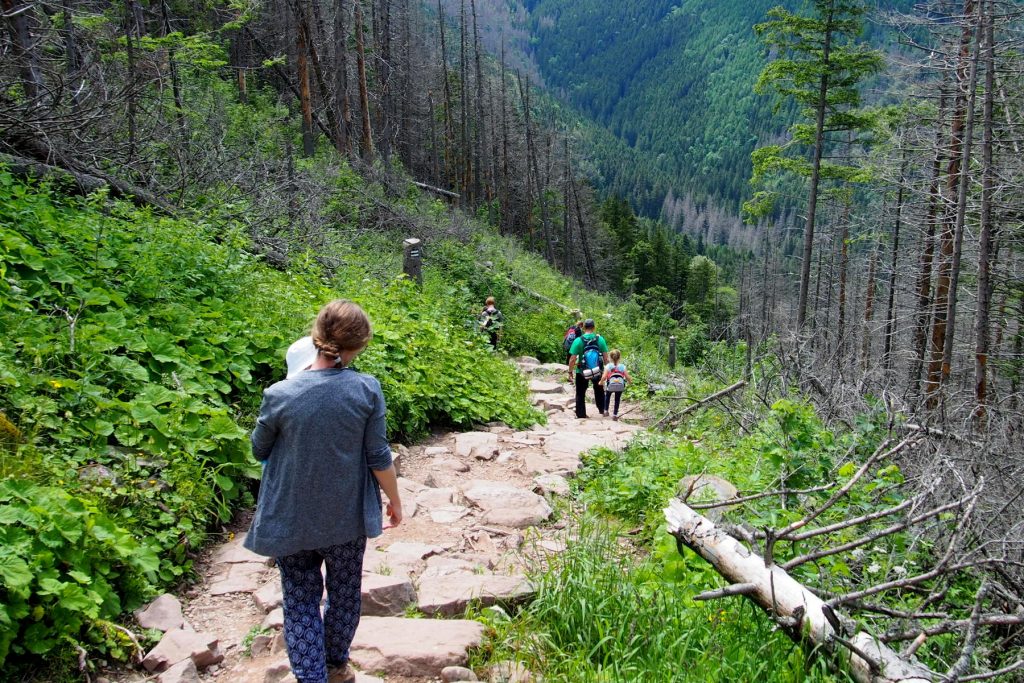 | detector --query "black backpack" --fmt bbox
[562,325,581,353]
